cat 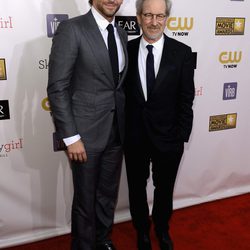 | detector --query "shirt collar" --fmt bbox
[91,6,115,31]
[141,35,164,51]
